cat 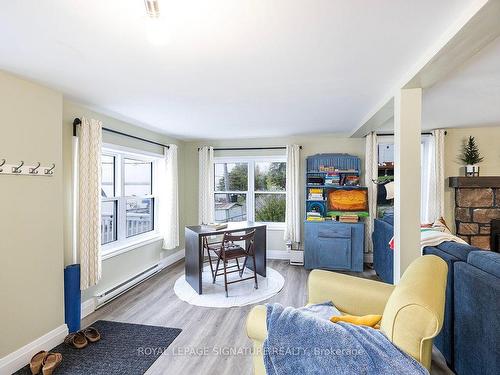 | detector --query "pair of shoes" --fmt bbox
[29,351,62,375]
[64,327,101,349]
